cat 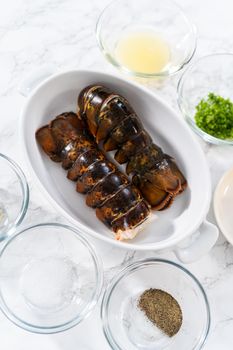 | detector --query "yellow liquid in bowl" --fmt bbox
[115,31,170,75]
